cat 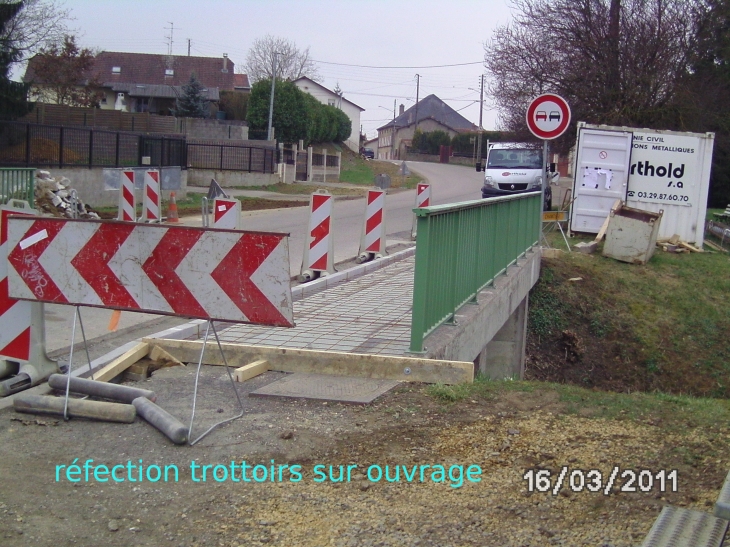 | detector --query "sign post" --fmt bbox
[526,93,571,213]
